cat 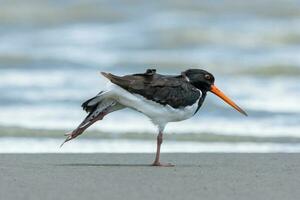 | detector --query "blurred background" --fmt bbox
[0,0,300,153]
